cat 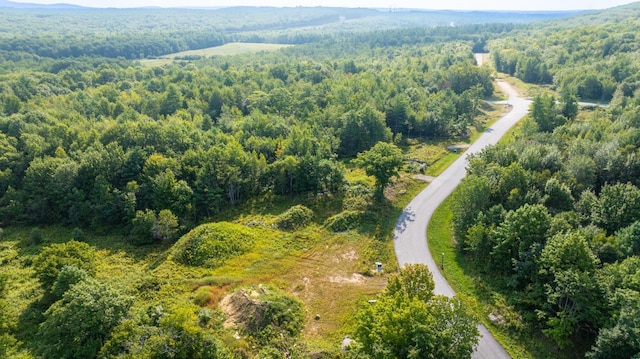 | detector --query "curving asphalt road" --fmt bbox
[393,81,530,359]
